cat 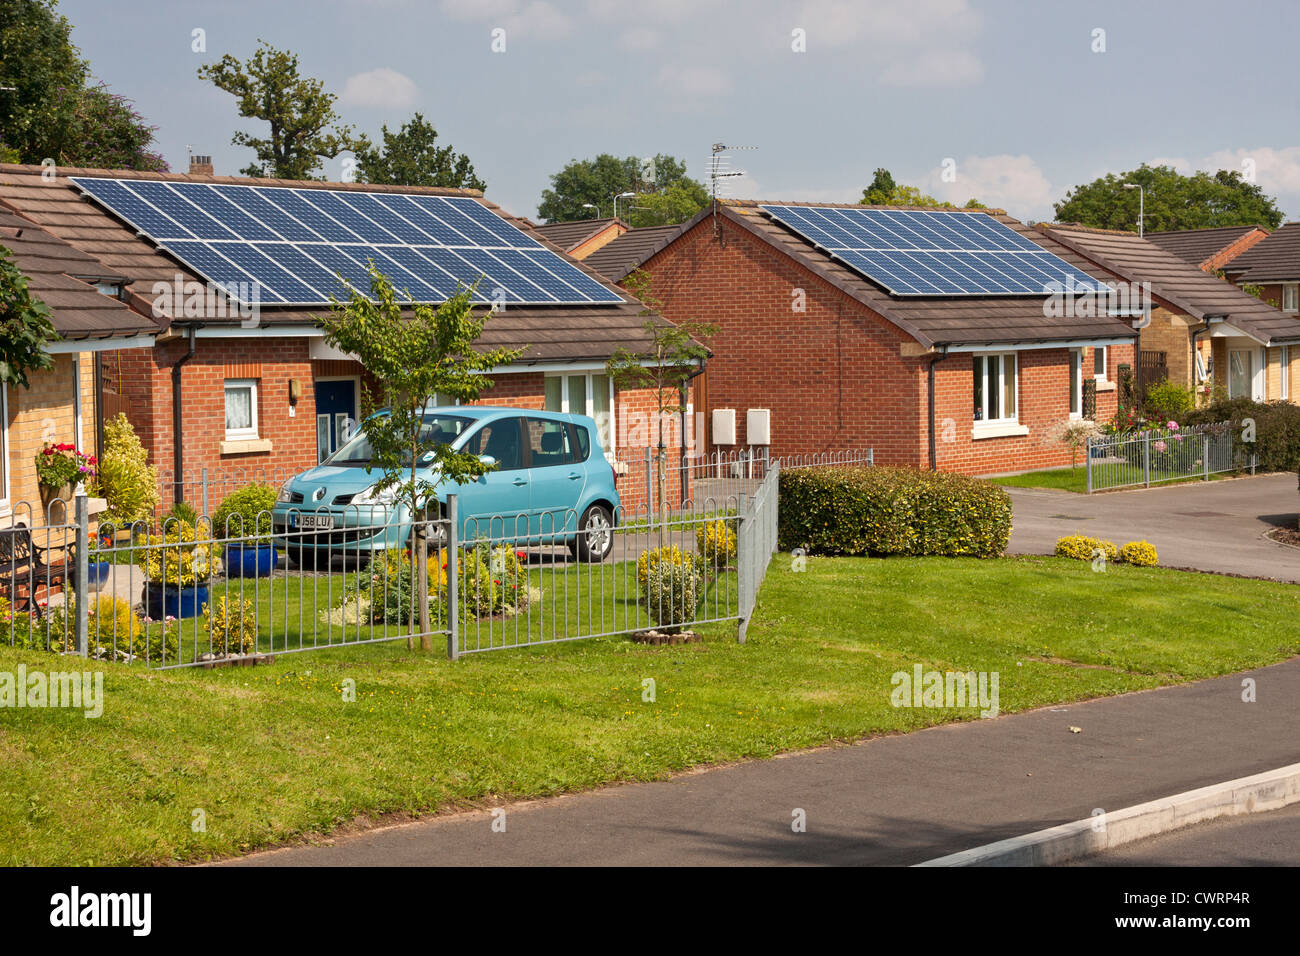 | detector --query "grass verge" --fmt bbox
[1,554,1296,864]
